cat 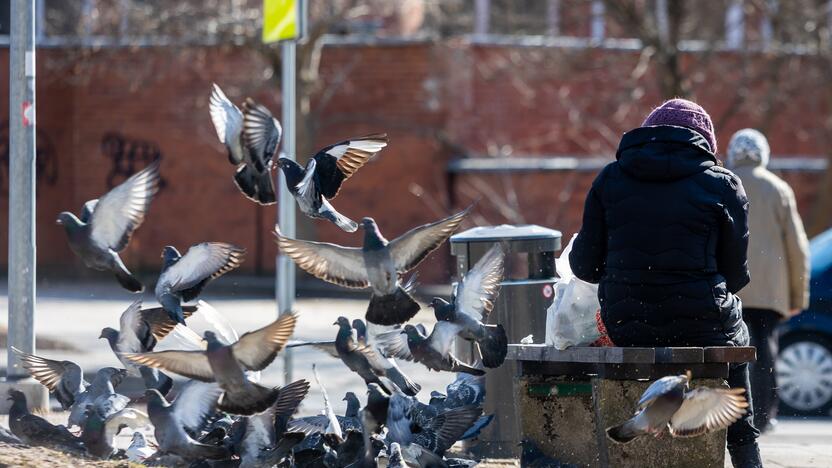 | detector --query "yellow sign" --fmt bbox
[262,0,298,43]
